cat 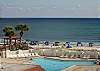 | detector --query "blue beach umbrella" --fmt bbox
[77,42,83,47]
[66,42,72,48]
[44,41,49,45]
